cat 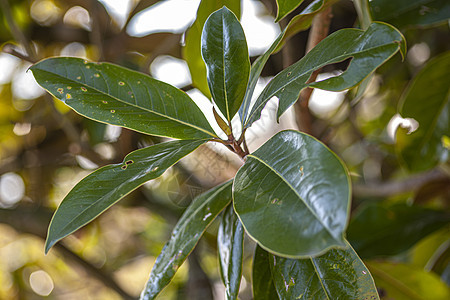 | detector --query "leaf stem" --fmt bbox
[353,0,373,30]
